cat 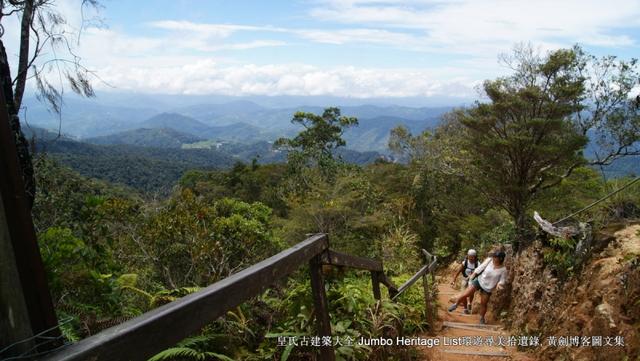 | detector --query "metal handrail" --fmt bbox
[392,249,437,300]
